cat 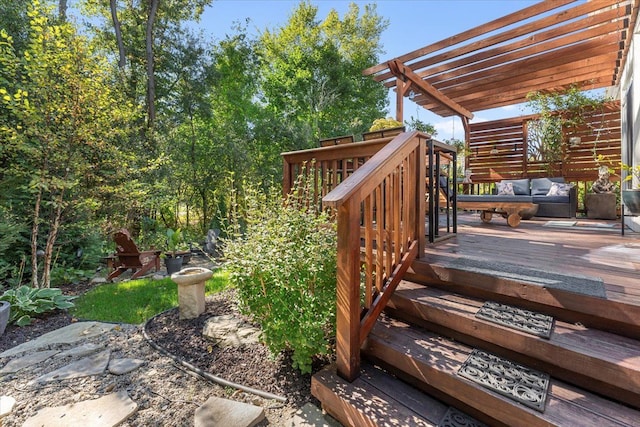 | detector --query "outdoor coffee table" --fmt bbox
[457,195,538,228]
